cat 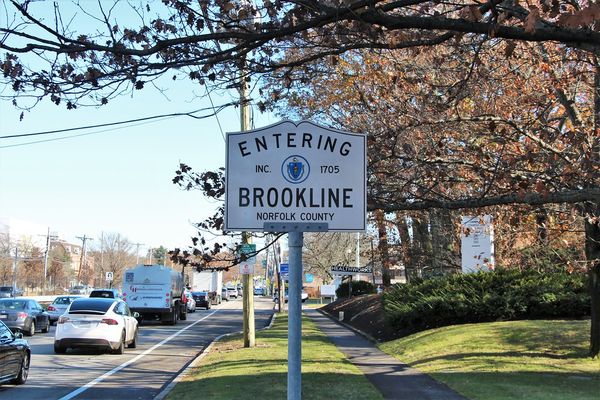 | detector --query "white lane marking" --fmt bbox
[58,309,218,400]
